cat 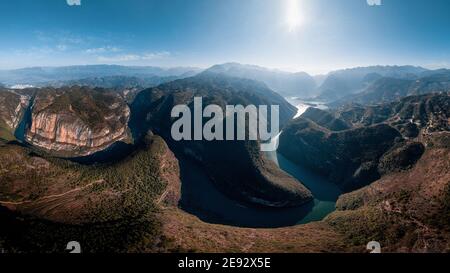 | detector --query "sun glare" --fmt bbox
[286,0,303,32]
